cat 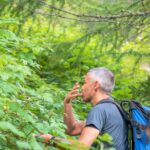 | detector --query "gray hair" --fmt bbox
[88,67,115,93]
